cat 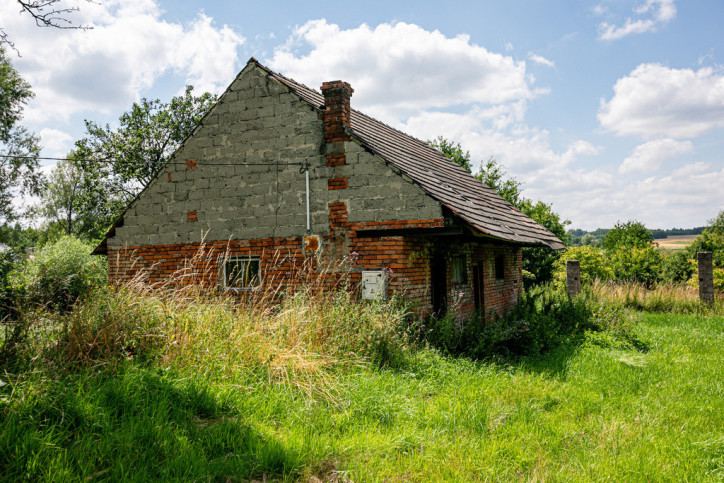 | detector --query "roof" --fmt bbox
[255,60,564,250]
